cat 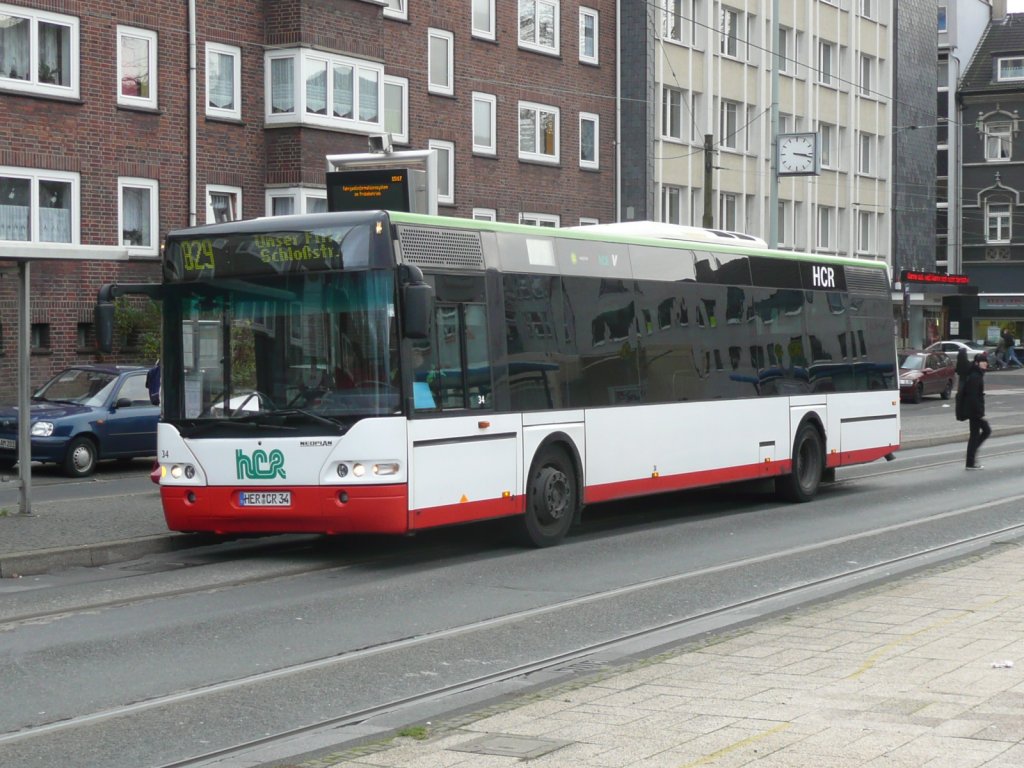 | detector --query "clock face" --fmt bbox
[778,134,817,175]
